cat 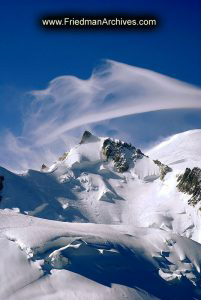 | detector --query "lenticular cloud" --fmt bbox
[27,60,201,147]
[1,60,201,171]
